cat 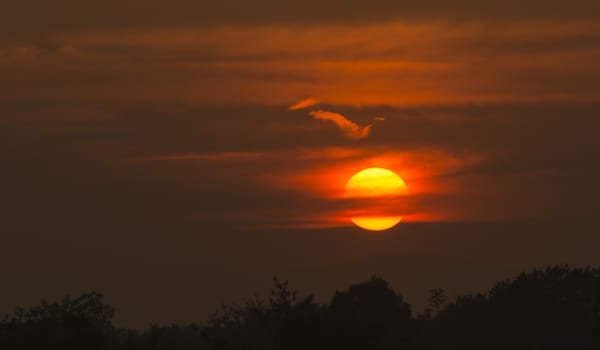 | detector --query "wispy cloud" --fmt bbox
[288,98,319,110]
[131,147,369,163]
[309,110,373,140]
[131,152,265,162]
[7,21,600,108]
